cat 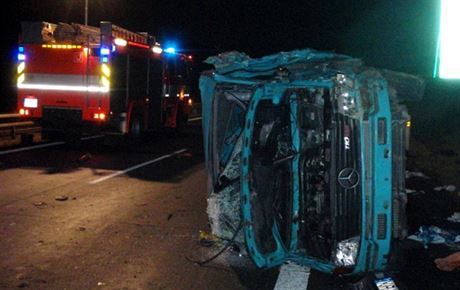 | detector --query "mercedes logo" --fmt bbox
[338,168,360,189]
